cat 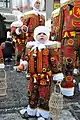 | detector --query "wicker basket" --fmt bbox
[0,69,6,79]
[0,70,7,96]
[49,82,63,120]
[0,86,7,96]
